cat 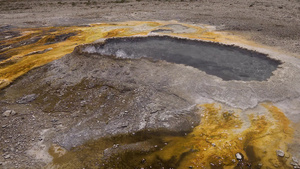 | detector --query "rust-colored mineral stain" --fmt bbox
[47,103,293,169]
